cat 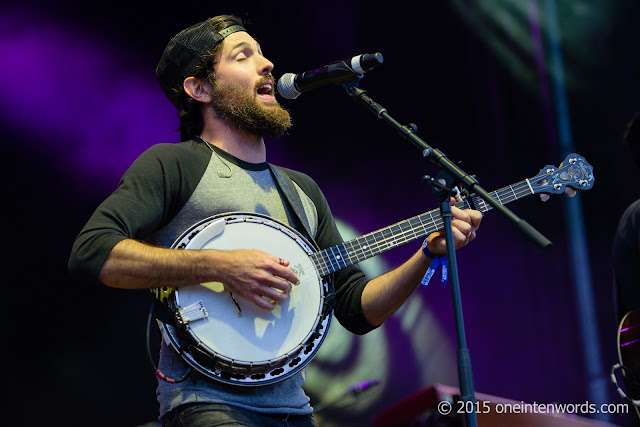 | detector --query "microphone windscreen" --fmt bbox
[277,73,300,99]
